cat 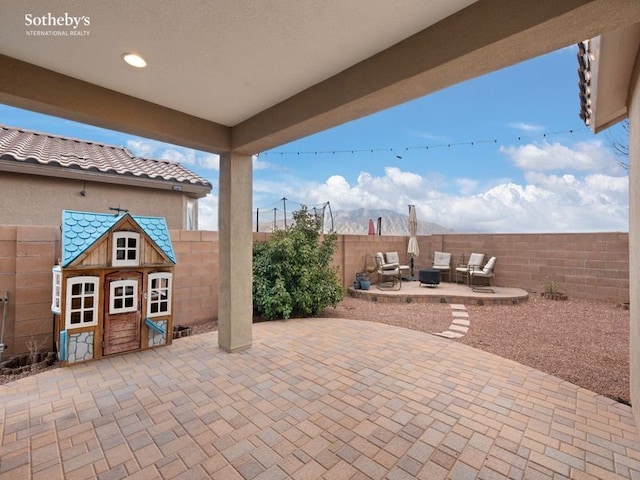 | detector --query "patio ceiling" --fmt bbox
[1,0,639,155]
